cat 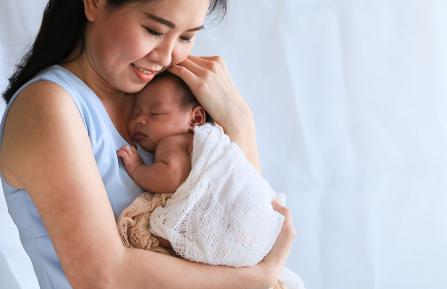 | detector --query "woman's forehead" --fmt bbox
[130,0,209,29]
